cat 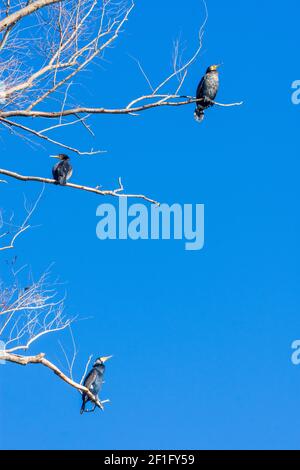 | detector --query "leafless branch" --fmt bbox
[0,116,104,155]
[0,0,242,155]
[0,267,109,410]
[0,185,44,251]
[0,97,244,118]
[0,0,136,152]
[0,351,107,410]
[0,168,160,205]
[0,0,64,33]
